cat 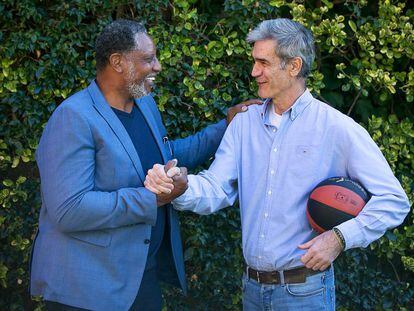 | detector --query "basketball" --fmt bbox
[307,177,370,233]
